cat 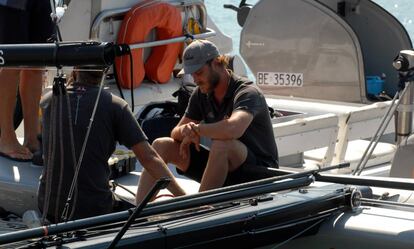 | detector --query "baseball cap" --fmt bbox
[179,39,220,75]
